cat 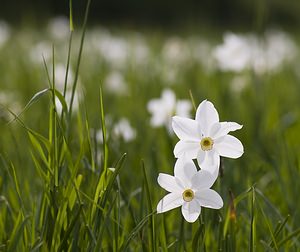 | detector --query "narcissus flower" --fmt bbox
[113,118,136,142]
[172,100,243,174]
[147,89,191,132]
[157,159,223,223]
